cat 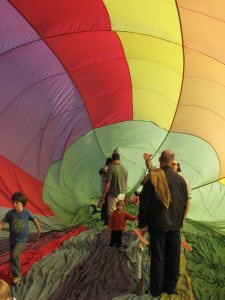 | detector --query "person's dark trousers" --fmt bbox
[101,194,109,225]
[101,197,109,225]
[149,230,181,297]
[10,242,26,278]
[109,230,123,248]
